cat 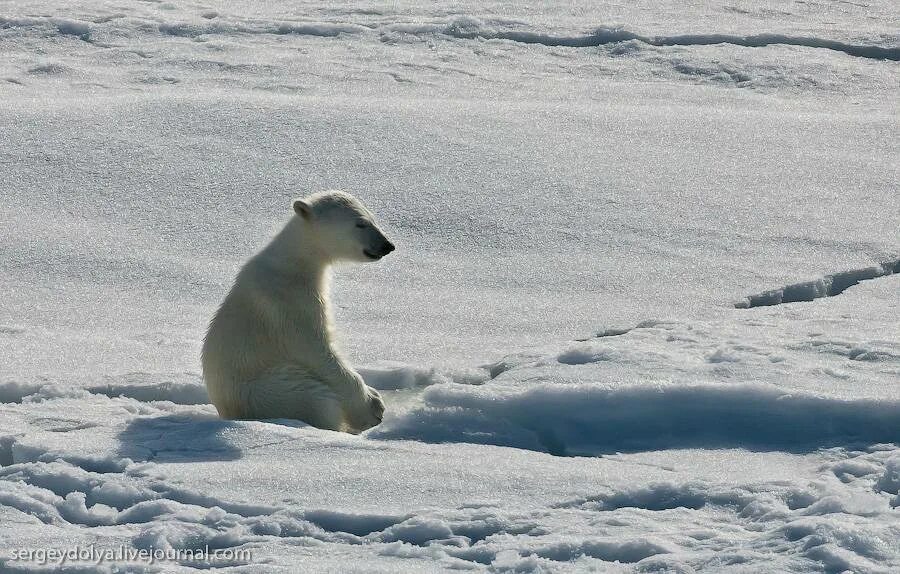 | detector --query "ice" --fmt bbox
[2,0,899,571]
